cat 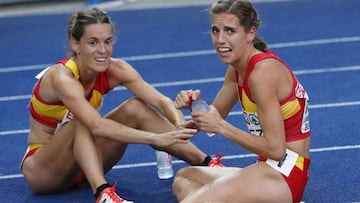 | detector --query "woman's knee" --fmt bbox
[58,119,89,141]
[109,98,152,120]
[123,97,151,113]
[173,167,187,189]
[172,167,198,201]
[175,166,188,177]
[174,166,201,181]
